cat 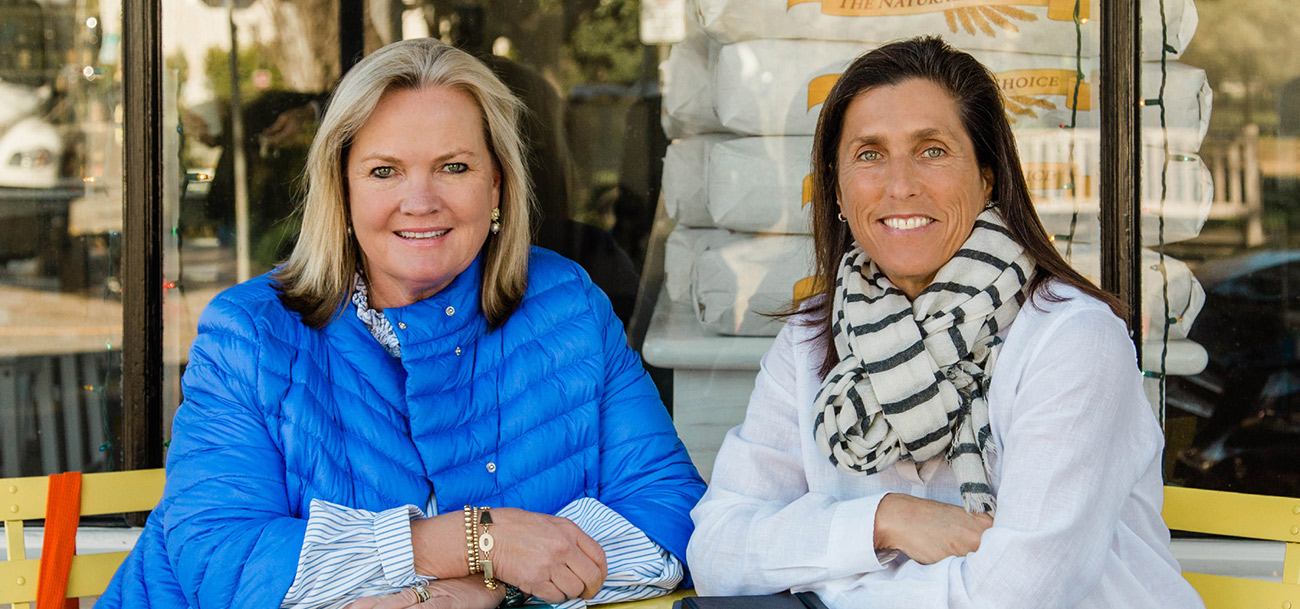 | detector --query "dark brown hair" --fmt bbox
[798,35,1125,376]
